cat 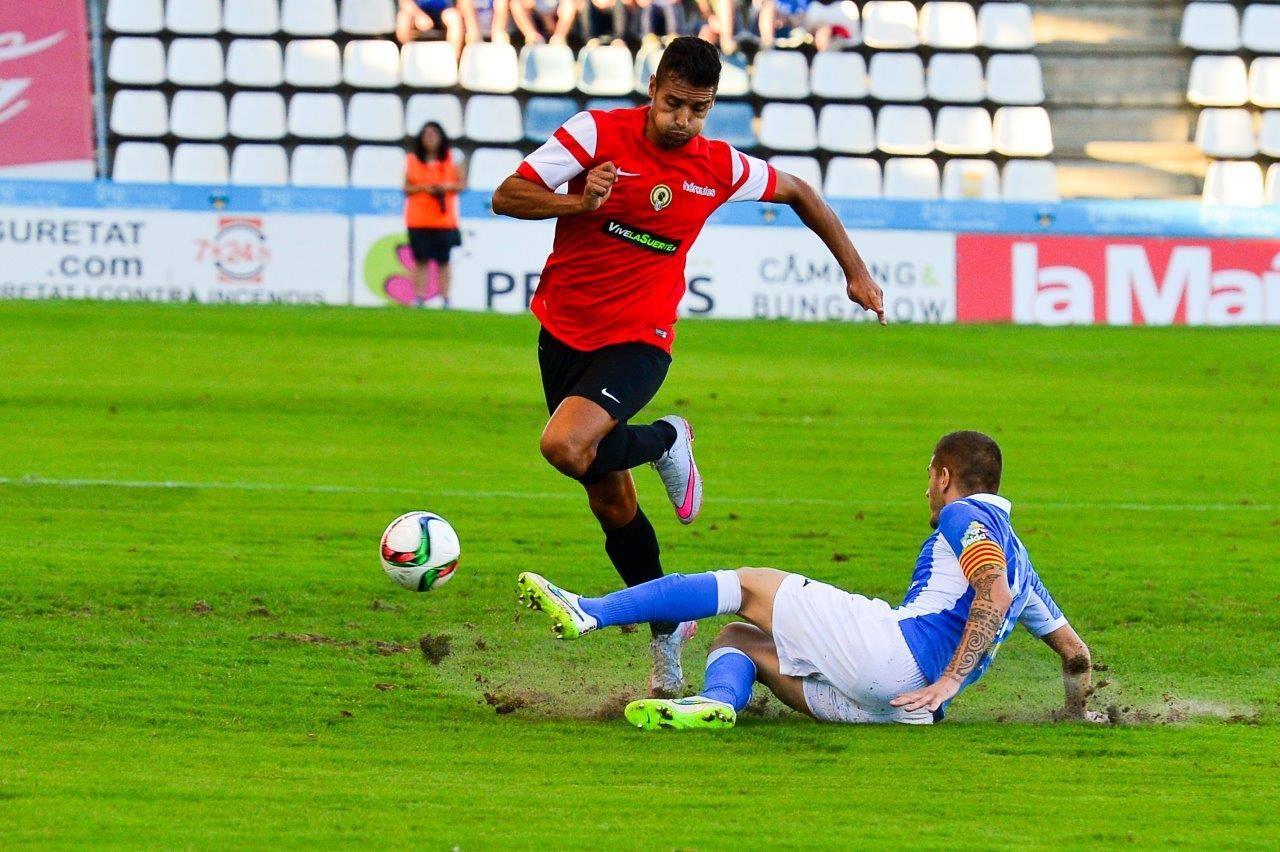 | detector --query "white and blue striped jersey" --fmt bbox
[895,494,1067,711]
